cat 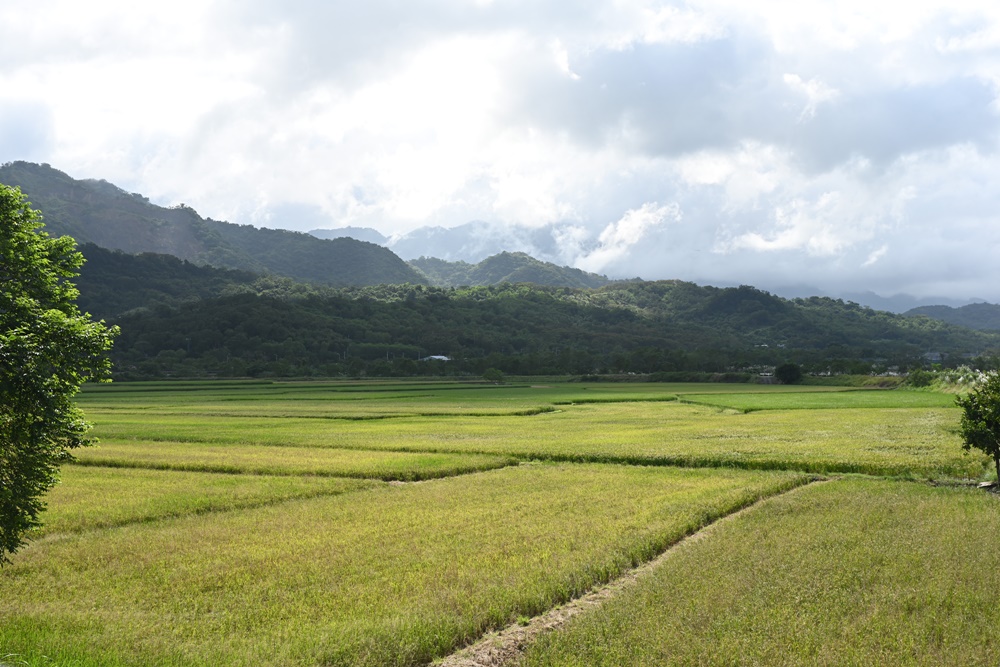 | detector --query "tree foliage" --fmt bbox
[775,363,803,385]
[102,279,1000,380]
[0,184,117,563]
[956,372,1000,482]
[482,368,505,384]
[410,252,609,289]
